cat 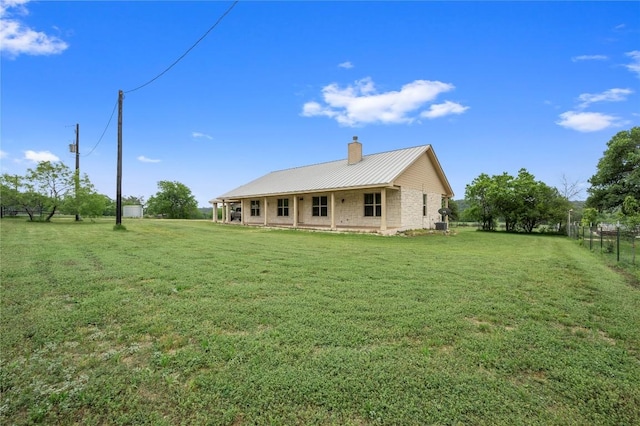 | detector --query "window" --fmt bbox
[250,200,260,216]
[312,196,328,217]
[364,193,381,217]
[277,198,289,216]
[423,194,427,216]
